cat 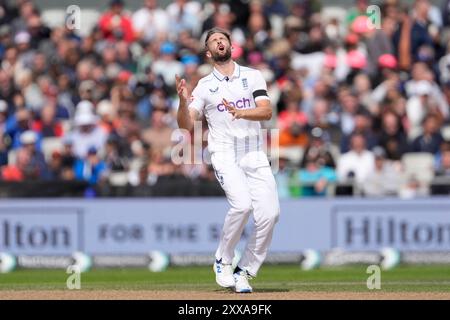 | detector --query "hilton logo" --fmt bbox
[333,210,450,250]
[0,220,72,249]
